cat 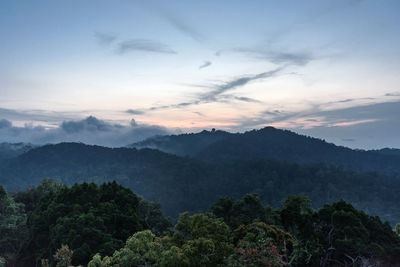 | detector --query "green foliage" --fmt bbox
[211,194,400,266]
[315,200,400,265]
[54,244,73,267]
[18,181,145,266]
[280,195,314,239]
[89,213,233,267]
[107,230,162,266]
[4,184,394,267]
[211,194,272,230]
[41,259,50,267]
[171,212,233,266]
[2,142,400,226]
[13,179,65,213]
[395,223,400,237]
[138,197,172,236]
[0,185,27,266]
[232,222,295,253]
[158,245,189,266]
[88,230,180,267]
[132,127,400,176]
[0,170,399,267]
[227,234,285,267]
